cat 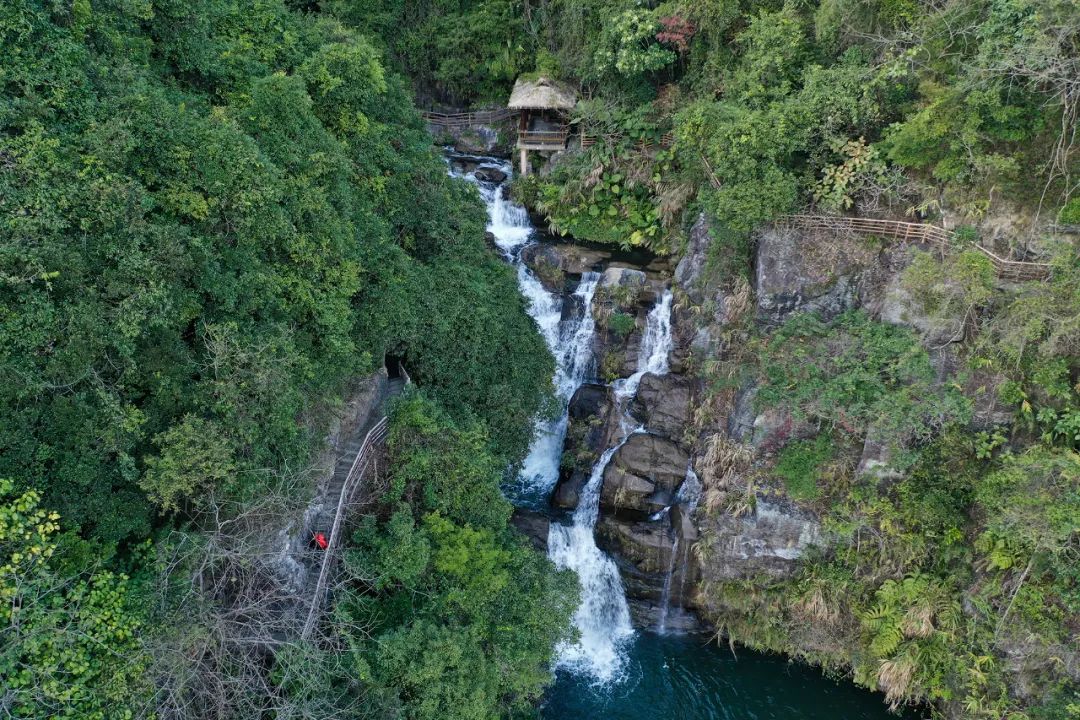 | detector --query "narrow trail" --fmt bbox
[297,374,406,640]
